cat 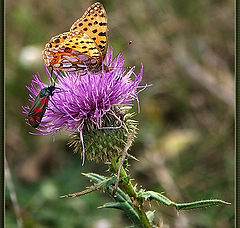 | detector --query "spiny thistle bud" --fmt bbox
[68,106,138,162]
